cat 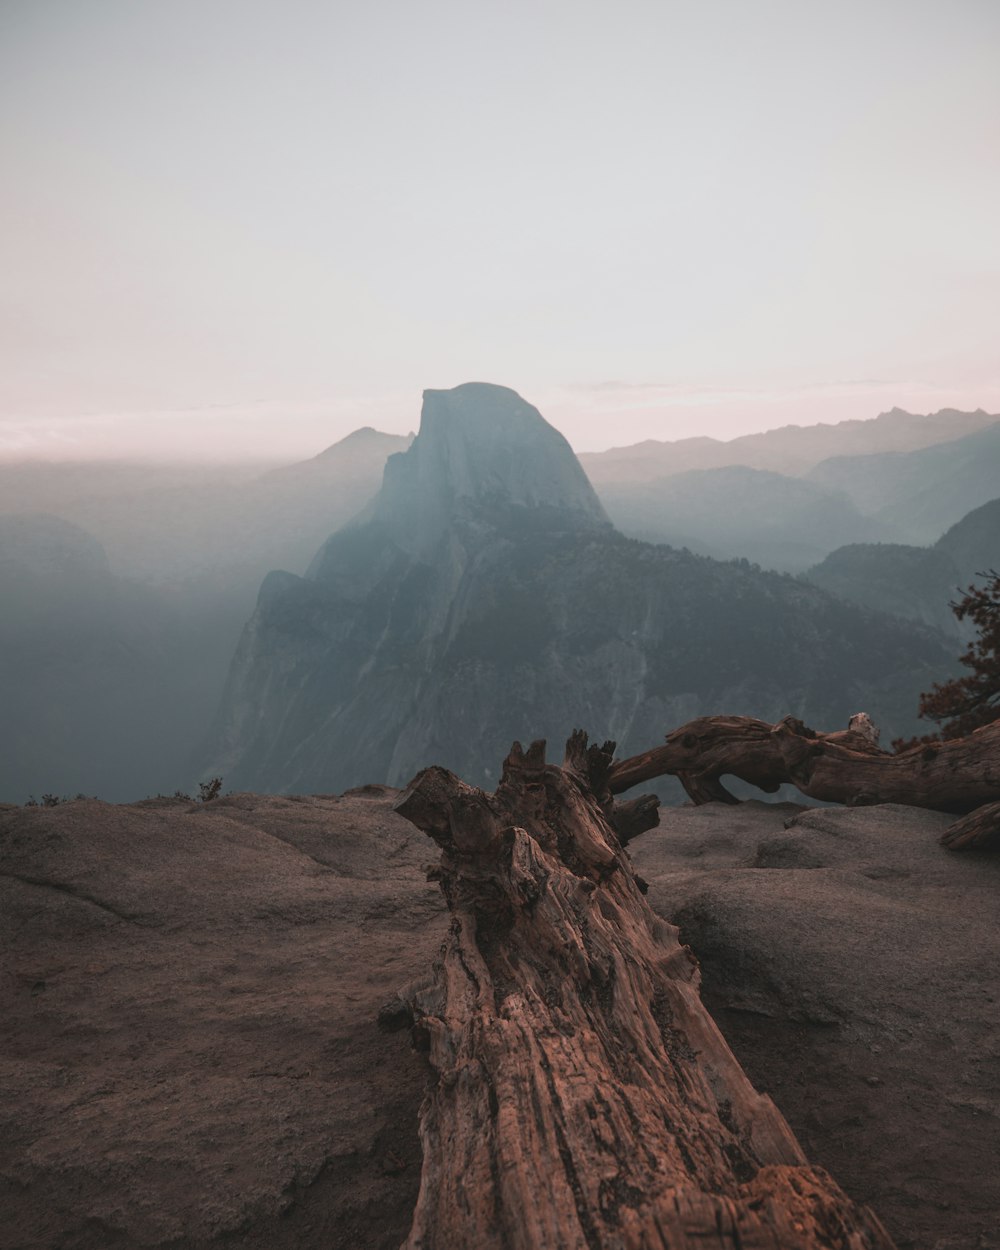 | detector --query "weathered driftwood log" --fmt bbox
[609,715,1000,850]
[387,733,896,1249]
[609,793,662,846]
[939,799,1000,850]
